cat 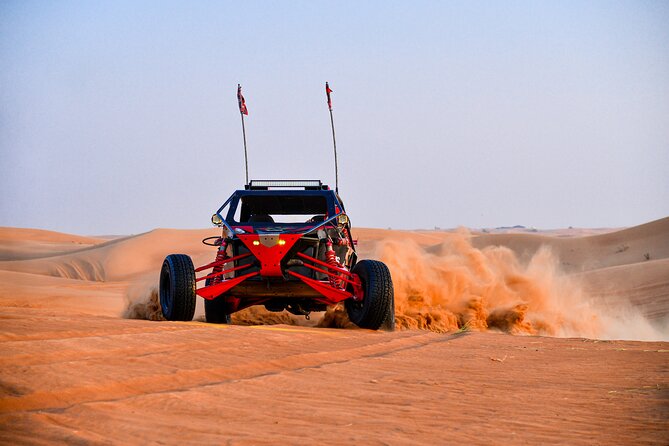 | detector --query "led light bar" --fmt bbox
[247,180,326,190]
